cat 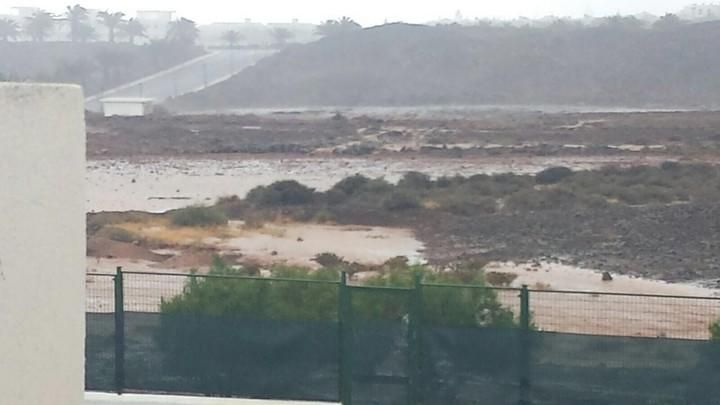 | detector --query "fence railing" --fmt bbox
[86,268,720,405]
